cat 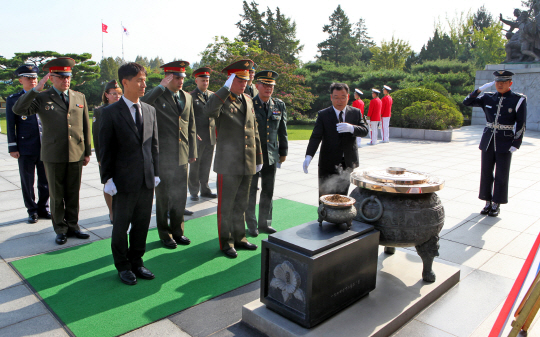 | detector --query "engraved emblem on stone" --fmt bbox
[270,261,305,303]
